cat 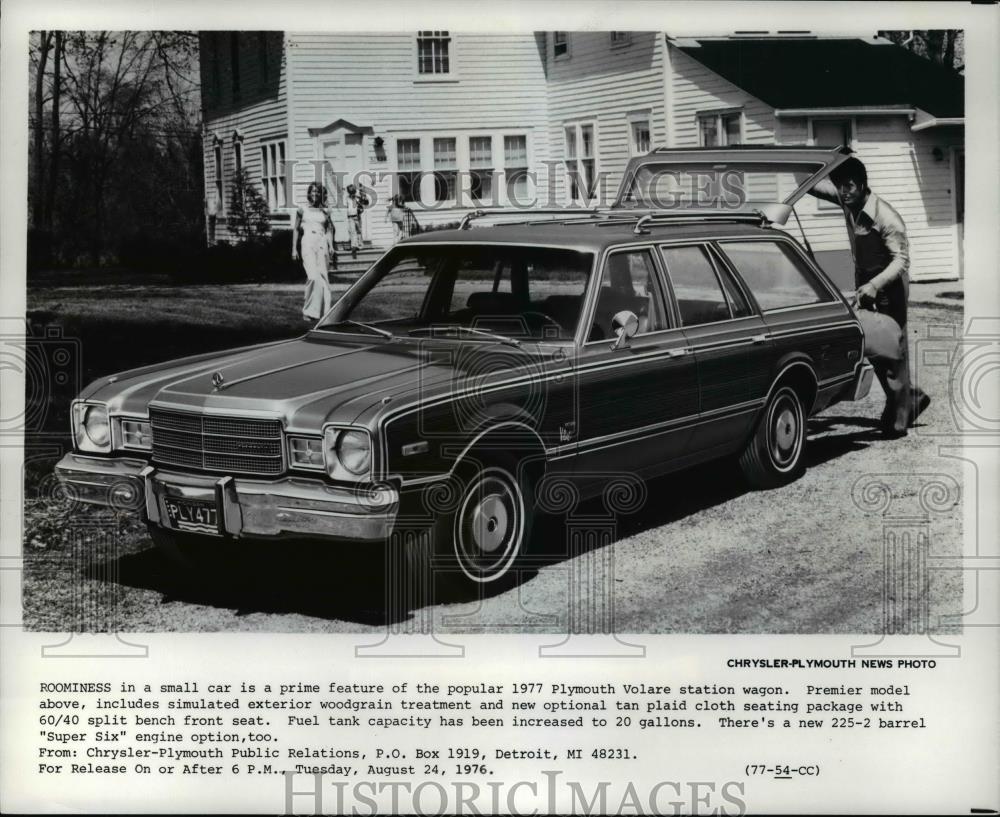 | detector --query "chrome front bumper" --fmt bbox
[852,361,875,401]
[54,453,398,541]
